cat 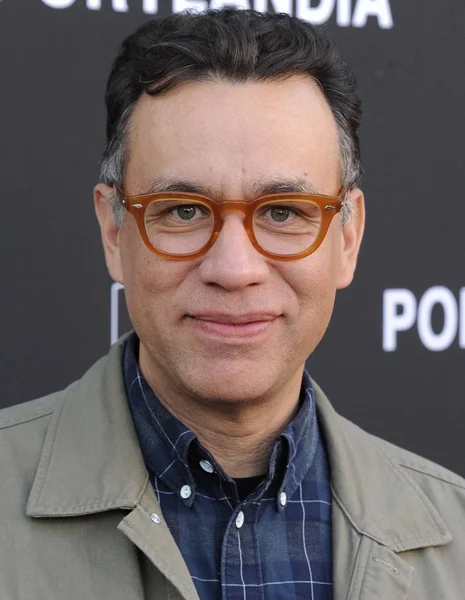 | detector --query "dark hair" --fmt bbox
[101,8,363,225]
